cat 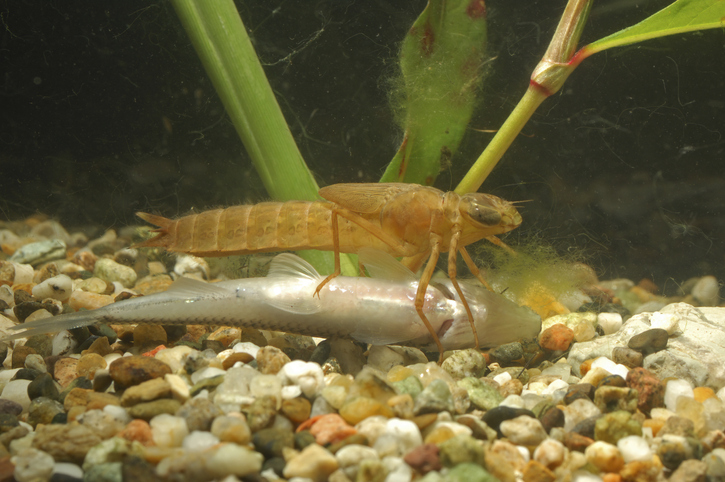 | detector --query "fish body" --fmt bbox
[3,251,541,350]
